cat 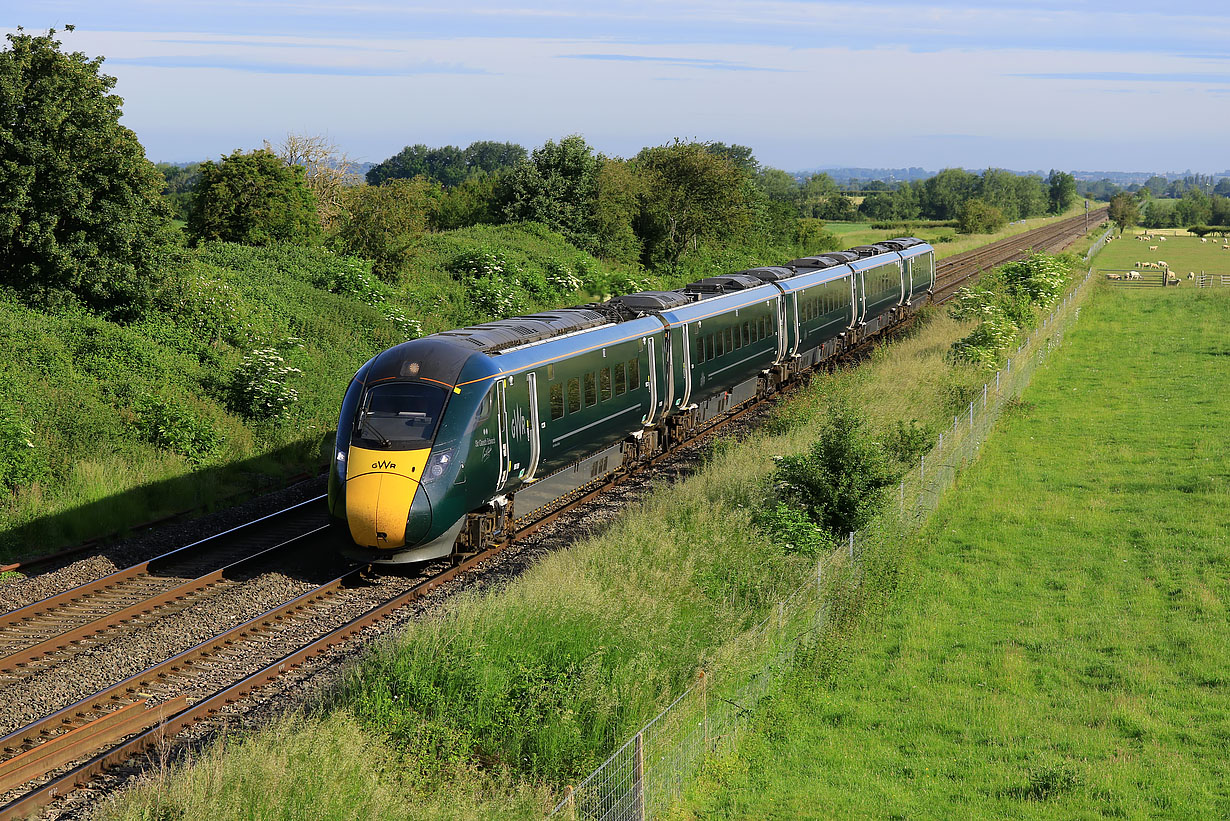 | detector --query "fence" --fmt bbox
[1084,225,1115,262]
[550,269,1096,821]
[1195,273,1230,288]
